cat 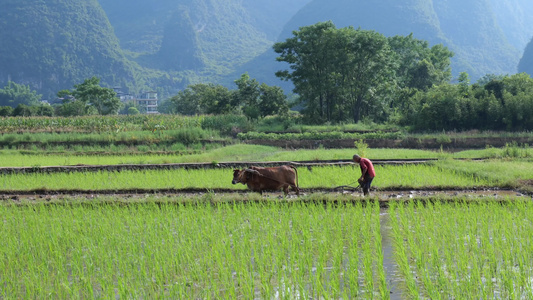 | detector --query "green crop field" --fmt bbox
[389,200,533,299]
[0,116,532,299]
[1,198,532,299]
[0,143,528,167]
[0,163,501,191]
[0,200,386,299]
